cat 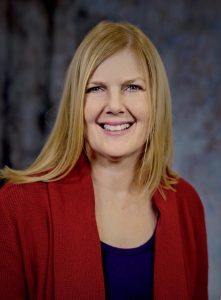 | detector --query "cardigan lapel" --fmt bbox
[48,158,105,300]
[153,188,189,300]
